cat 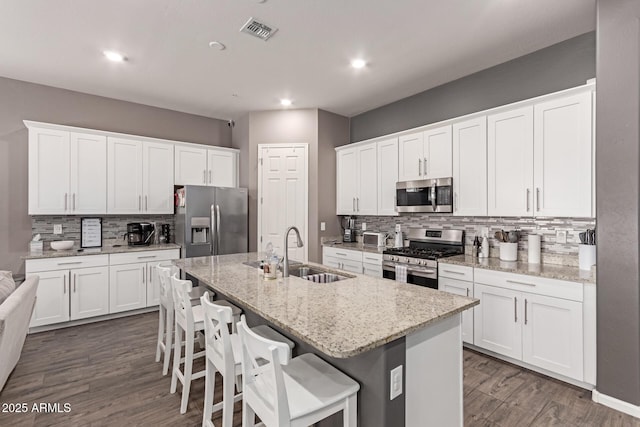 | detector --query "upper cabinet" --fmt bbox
[398,125,452,181]
[28,126,107,215]
[336,142,378,215]
[377,137,399,216]
[453,116,487,216]
[175,144,238,187]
